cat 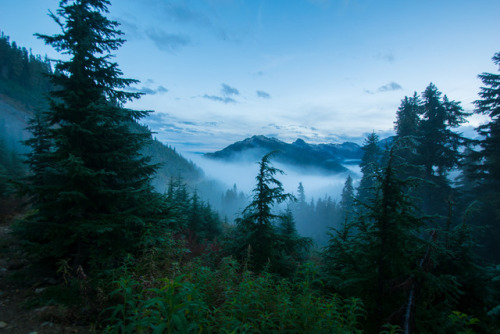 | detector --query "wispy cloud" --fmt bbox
[149,0,233,42]
[202,84,240,103]
[146,29,191,52]
[378,82,402,92]
[161,2,211,27]
[203,94,237,104]
[221,84,240,97]
[364,81,403,94]
[128,85,168,95]
[256,90,271,99]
